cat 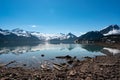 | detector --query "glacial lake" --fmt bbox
[0,42,120,68]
